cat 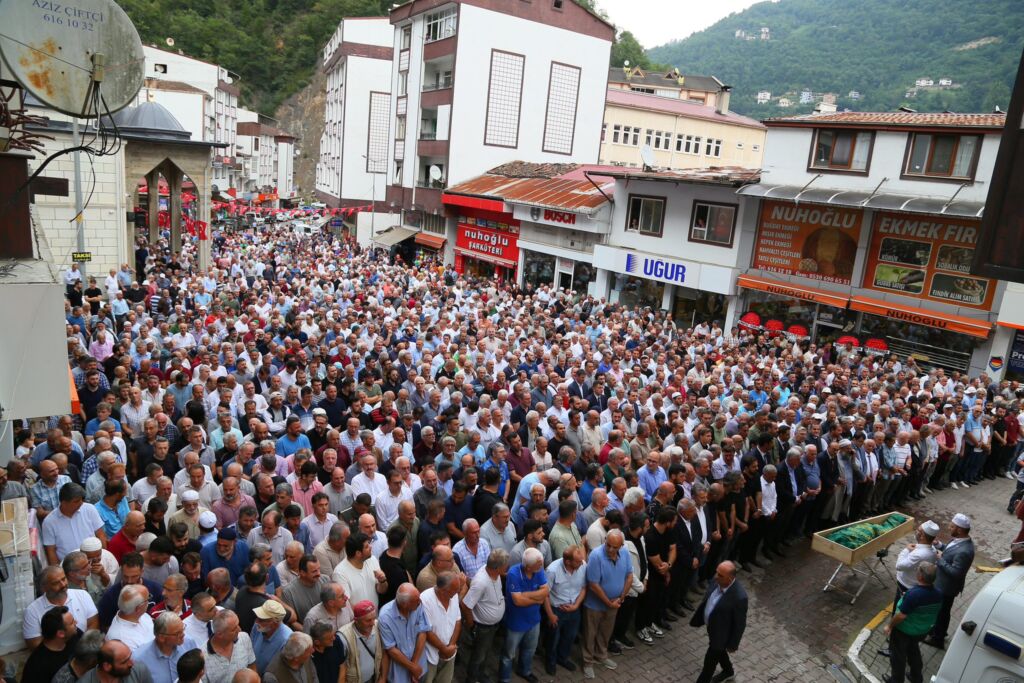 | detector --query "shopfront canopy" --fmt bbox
[737,183,985,220]
[737,273,850,309]
[414,232,447,250]
[373,226,417,248]
[849,294,992,339]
